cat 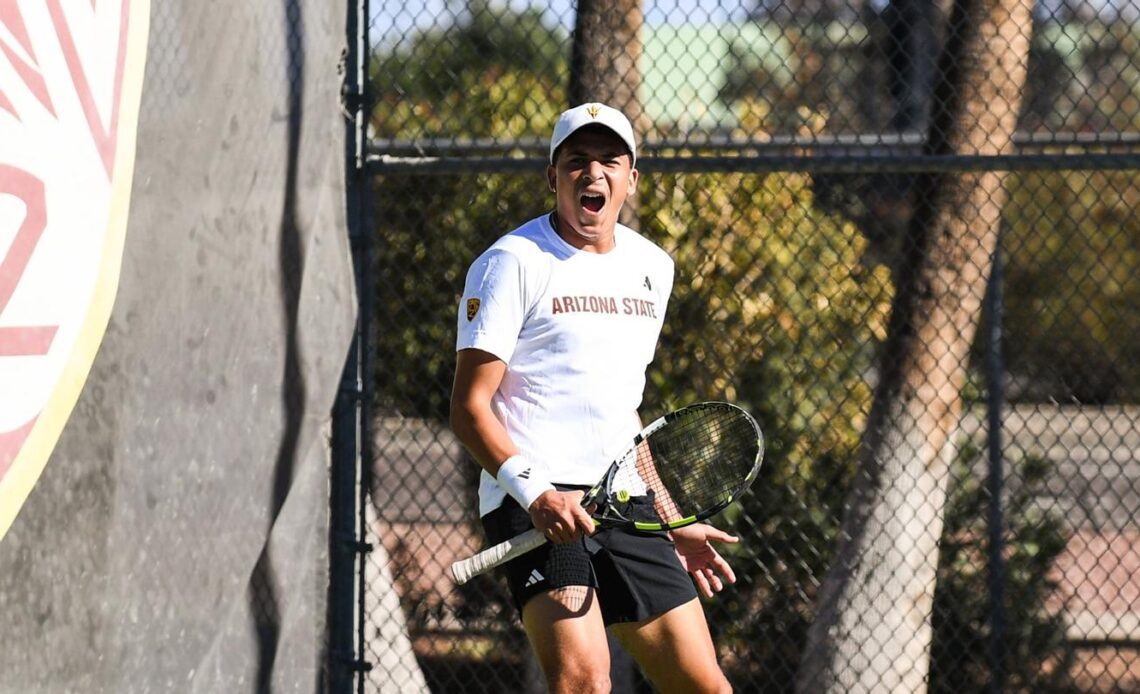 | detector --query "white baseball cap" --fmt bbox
[549,102,637,166]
